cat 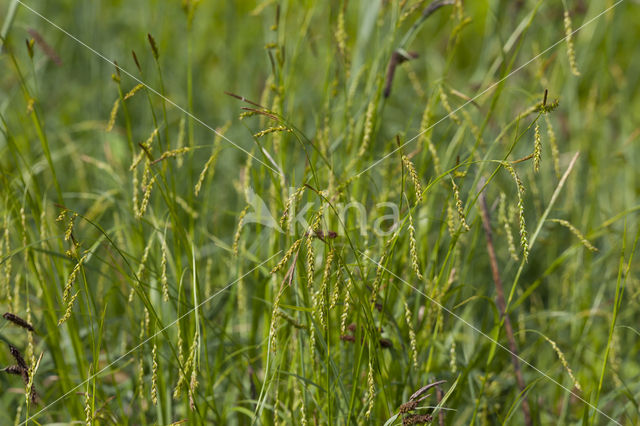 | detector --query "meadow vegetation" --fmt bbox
[0,0,639,424]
